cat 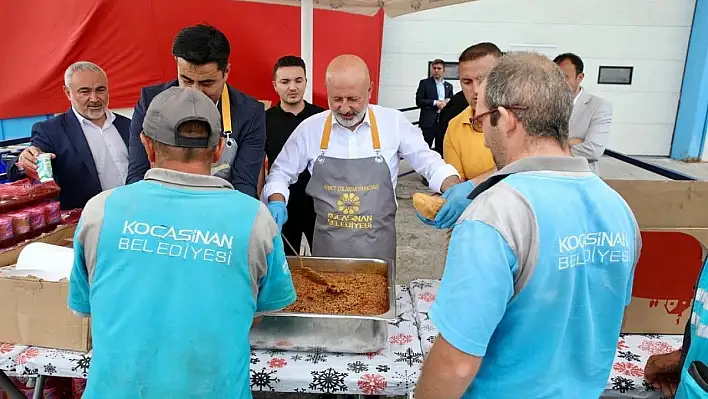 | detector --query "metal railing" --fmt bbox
[603,149,696,181]
[396,105,698,181]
